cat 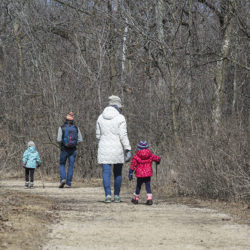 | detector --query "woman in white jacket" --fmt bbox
[96,96,131,203]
